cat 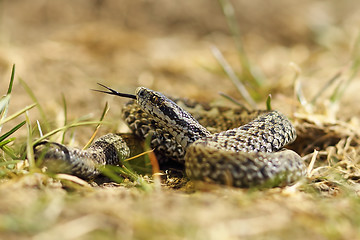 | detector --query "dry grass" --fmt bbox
[1,1,360,239]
